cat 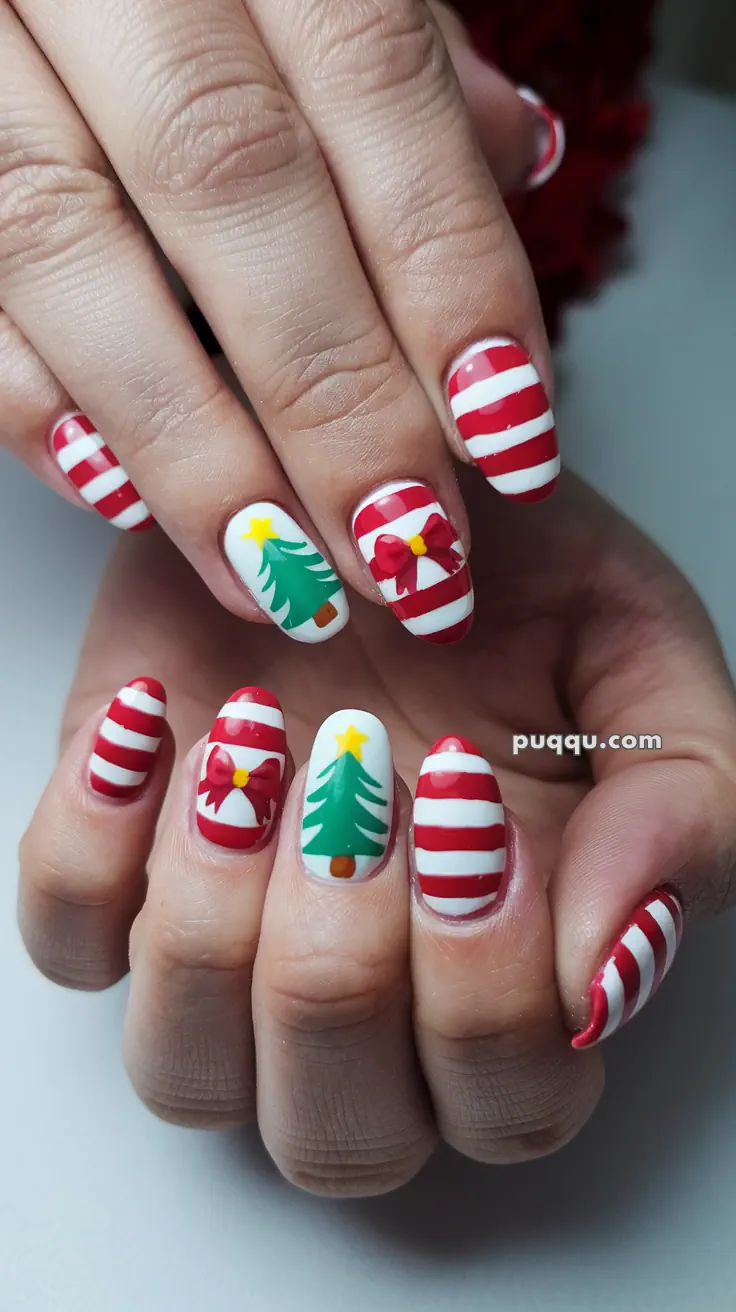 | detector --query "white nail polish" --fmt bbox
[301,710,394,882]
[224,502,349,643]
